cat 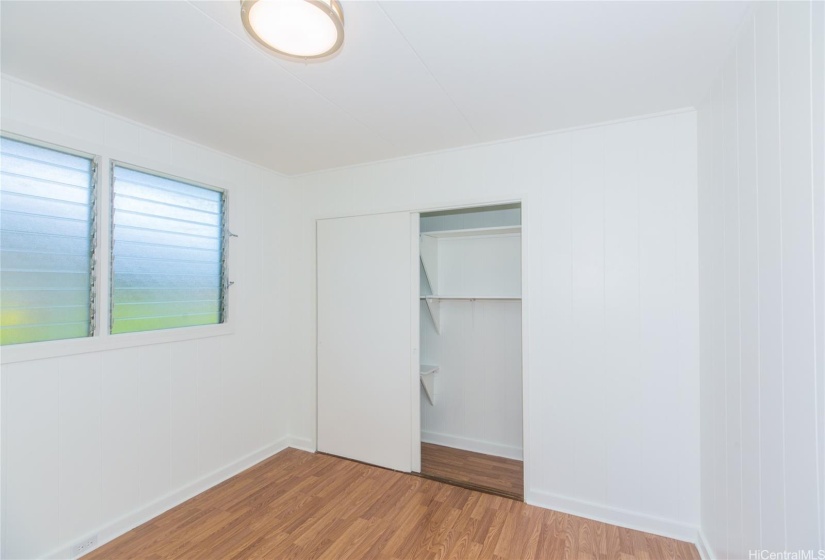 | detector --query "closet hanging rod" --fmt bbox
[420,295,521,301]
